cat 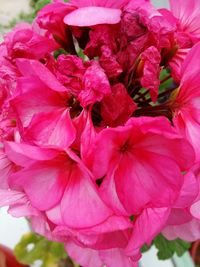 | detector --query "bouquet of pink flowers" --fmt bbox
[1,0,200,266]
